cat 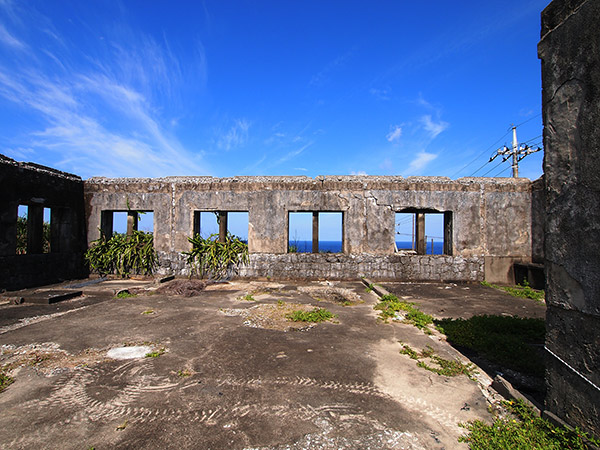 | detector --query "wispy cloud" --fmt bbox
[277,142,313,164]
[369,87,391,101]
[310,51,353,87]
[421,115,449,139]
[0,3,209,177]
[386,125,402,143]
[407,151,437,174]
[217,119,250,151]
[0,23,25,49]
